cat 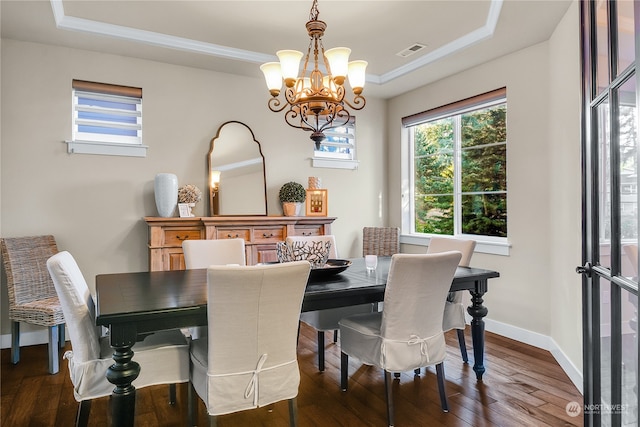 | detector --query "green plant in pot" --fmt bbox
[279,181,306,216]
